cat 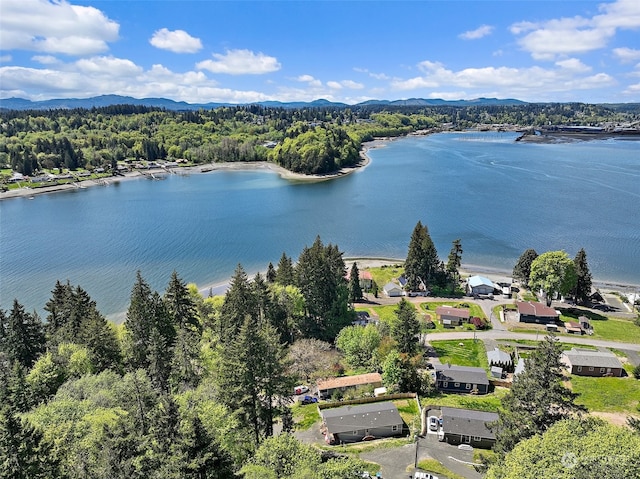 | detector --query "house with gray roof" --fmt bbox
[321,401,404,444]
[466,275,496,296]
[562,348,624,377]
[435,364,489,394]
[383,282,403,297]
[439,407,499,449]
[486,348,512,369]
